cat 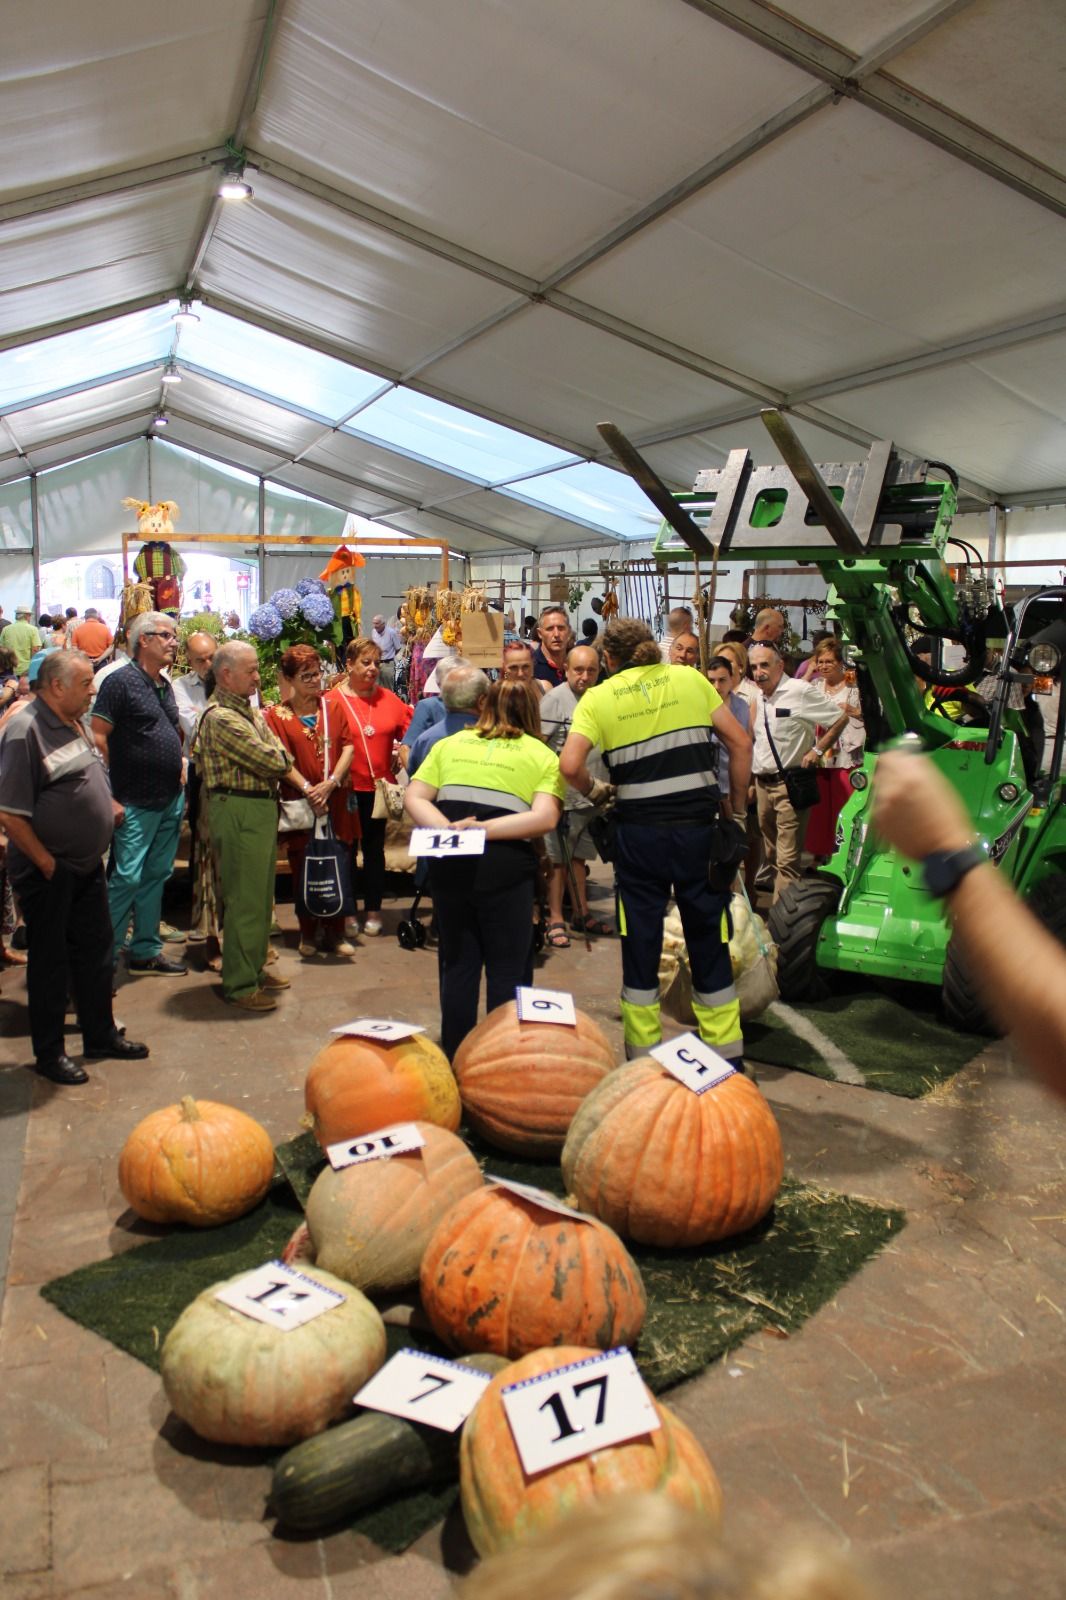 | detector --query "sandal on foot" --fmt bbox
[545,922,571,949]
[570,913,614,936]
